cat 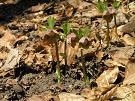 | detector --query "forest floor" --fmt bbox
[0,0,135,101]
